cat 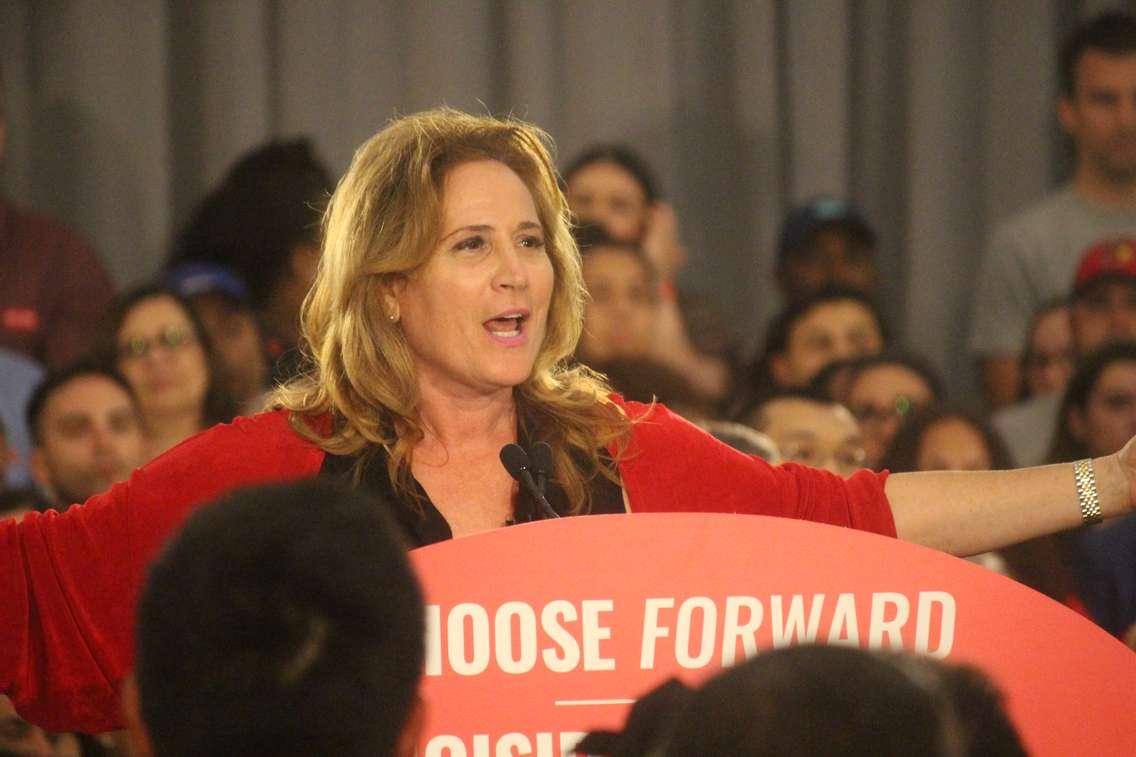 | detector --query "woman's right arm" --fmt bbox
[0,411,325,733]
[1,480,147,733]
